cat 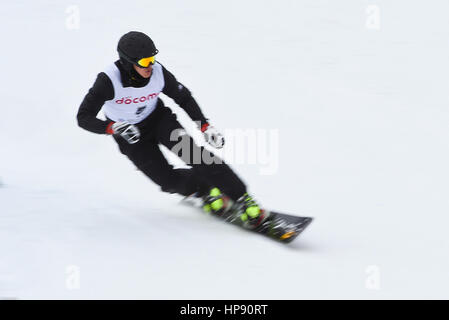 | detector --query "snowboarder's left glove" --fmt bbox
[201,123,225,149]
[106,121,140,144]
